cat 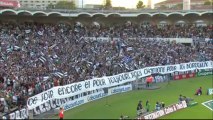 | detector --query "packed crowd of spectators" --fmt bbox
[0,21,212,115]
